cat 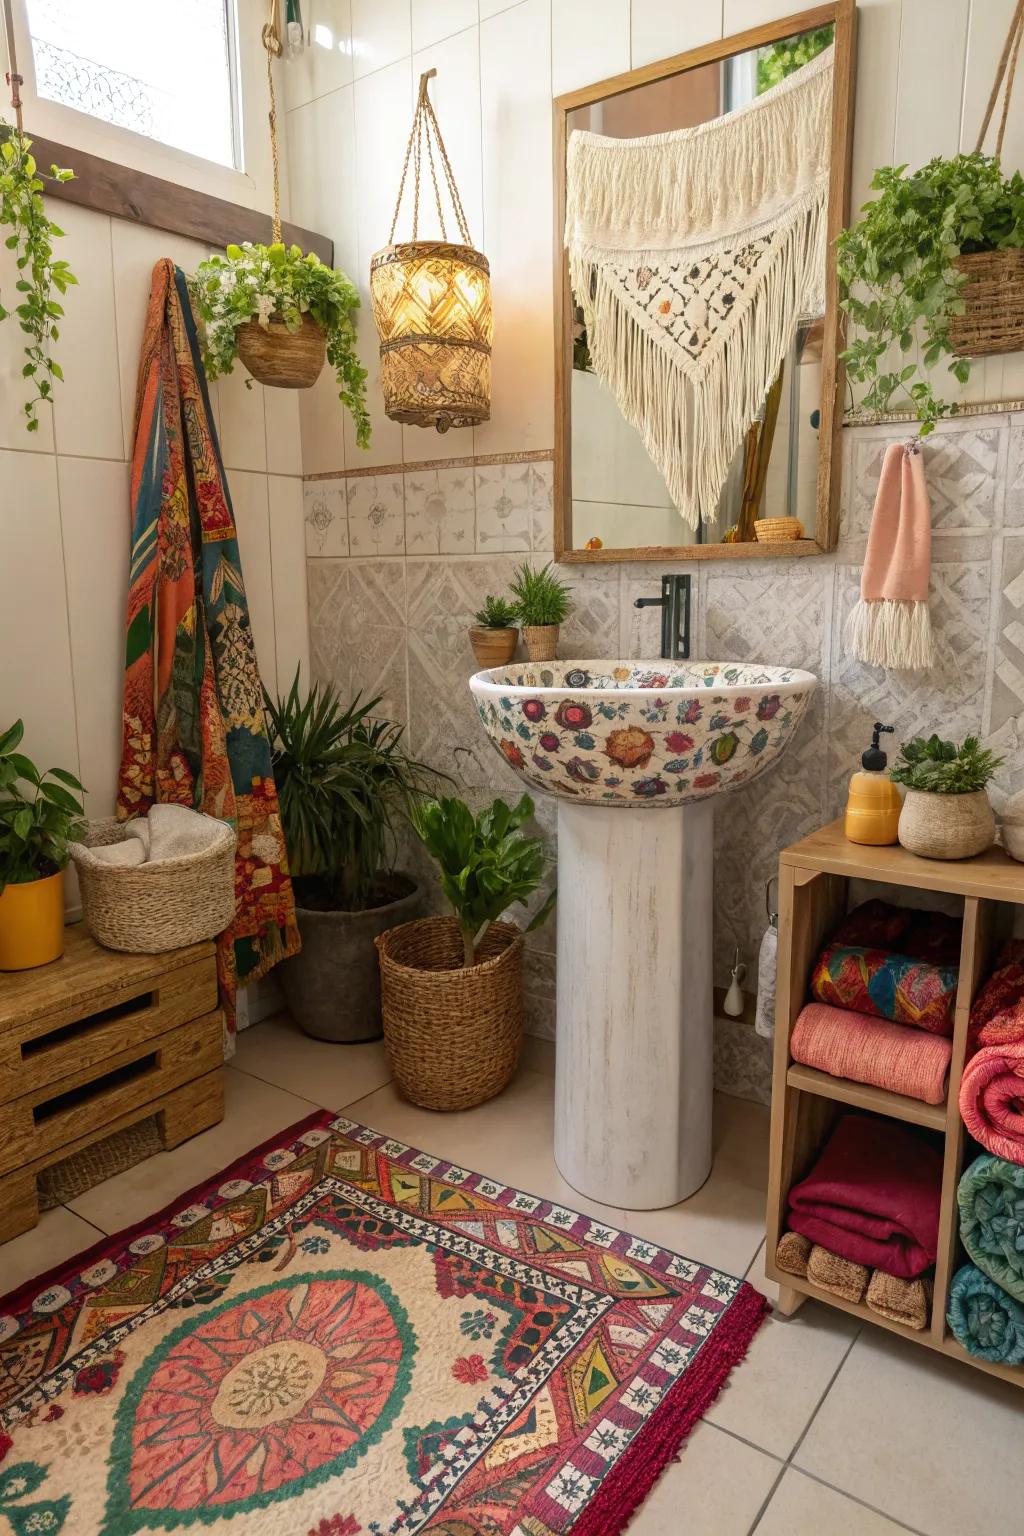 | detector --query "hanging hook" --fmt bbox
[418,68,437,104]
